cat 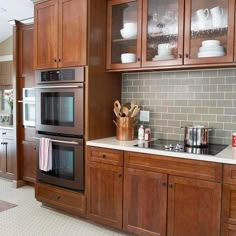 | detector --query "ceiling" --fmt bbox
[0,0,34,43]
